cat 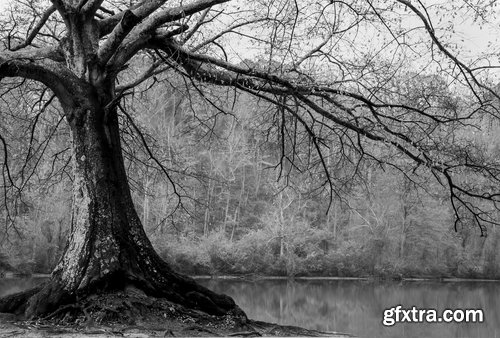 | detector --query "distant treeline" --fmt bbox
[1,79,500,279]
